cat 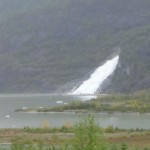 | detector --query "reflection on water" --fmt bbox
[0,94,150,129]
[75,95,97,101]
